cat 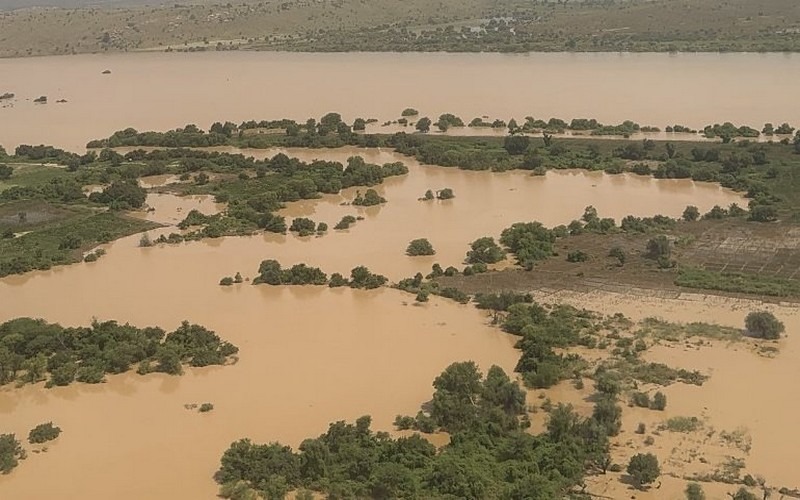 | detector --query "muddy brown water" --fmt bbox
[1,52,799,151]
[0,146,754,498]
